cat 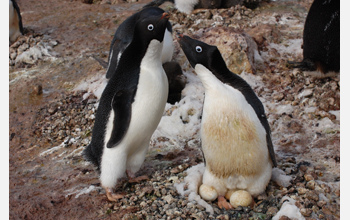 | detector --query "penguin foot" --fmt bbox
[126,170,149,183]
[218,195,233,210]
[250,196,256,209]
[105,188,125,202]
